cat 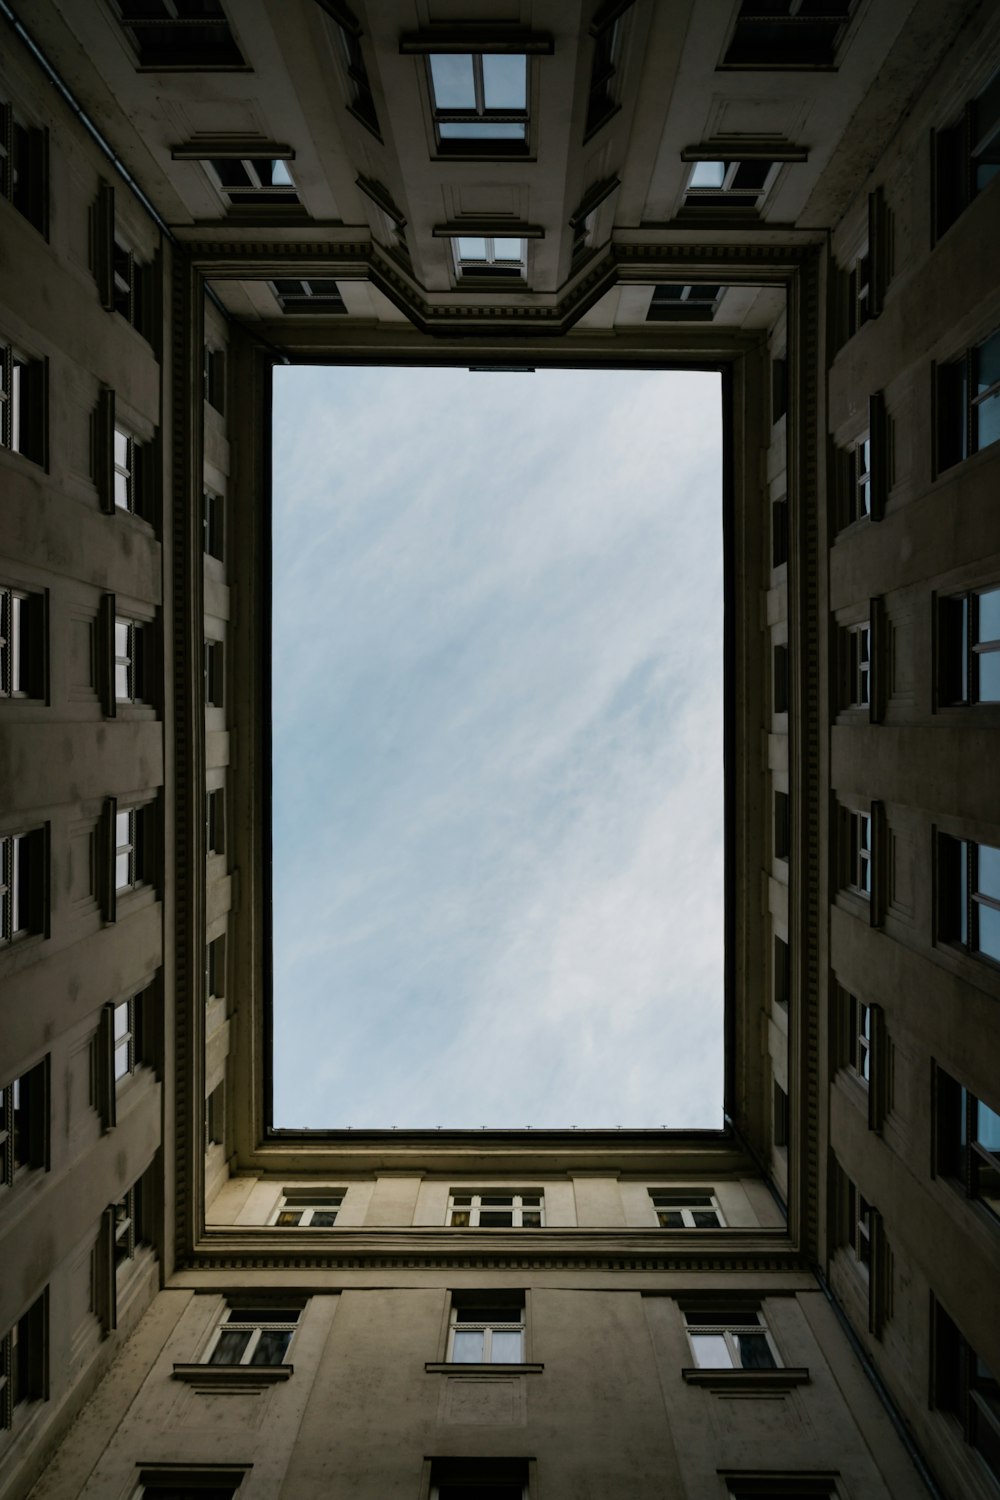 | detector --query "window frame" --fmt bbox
[0,342,46,467]
[932,1299,1000,1488]
[270,279,346,314]
[683,1304,782,1371]
[269,1190,345,1227]
[938,585,1000,706]
[114,614,150,707]
[0,1291,47,1431]
[646,283,724,322]
[0,99,46,235]
[682,159,779,213]
[0,1057,48,1186]
[453,236,527,279]
[721,1,856,69]
[936,328,1000,472]
[936,1066,1000,1224]
[937,834,1000,964]
[584,3,633,139]
[934,69,1000,240]
[649,1188,726,1228]
[203,1304,301,1367]
[0,826,45,945]
[446,1190,544,1228]
[425,52,532,157]
[0,584,44,699]
[206,157,300,211]
[110,0,246,71]
[446,1293,526,1365]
